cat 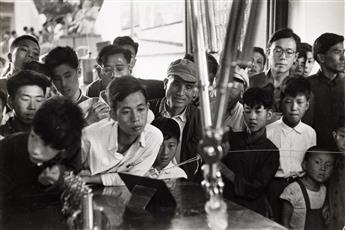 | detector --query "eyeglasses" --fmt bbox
[97,65,117,78]
[272,47,296,58]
